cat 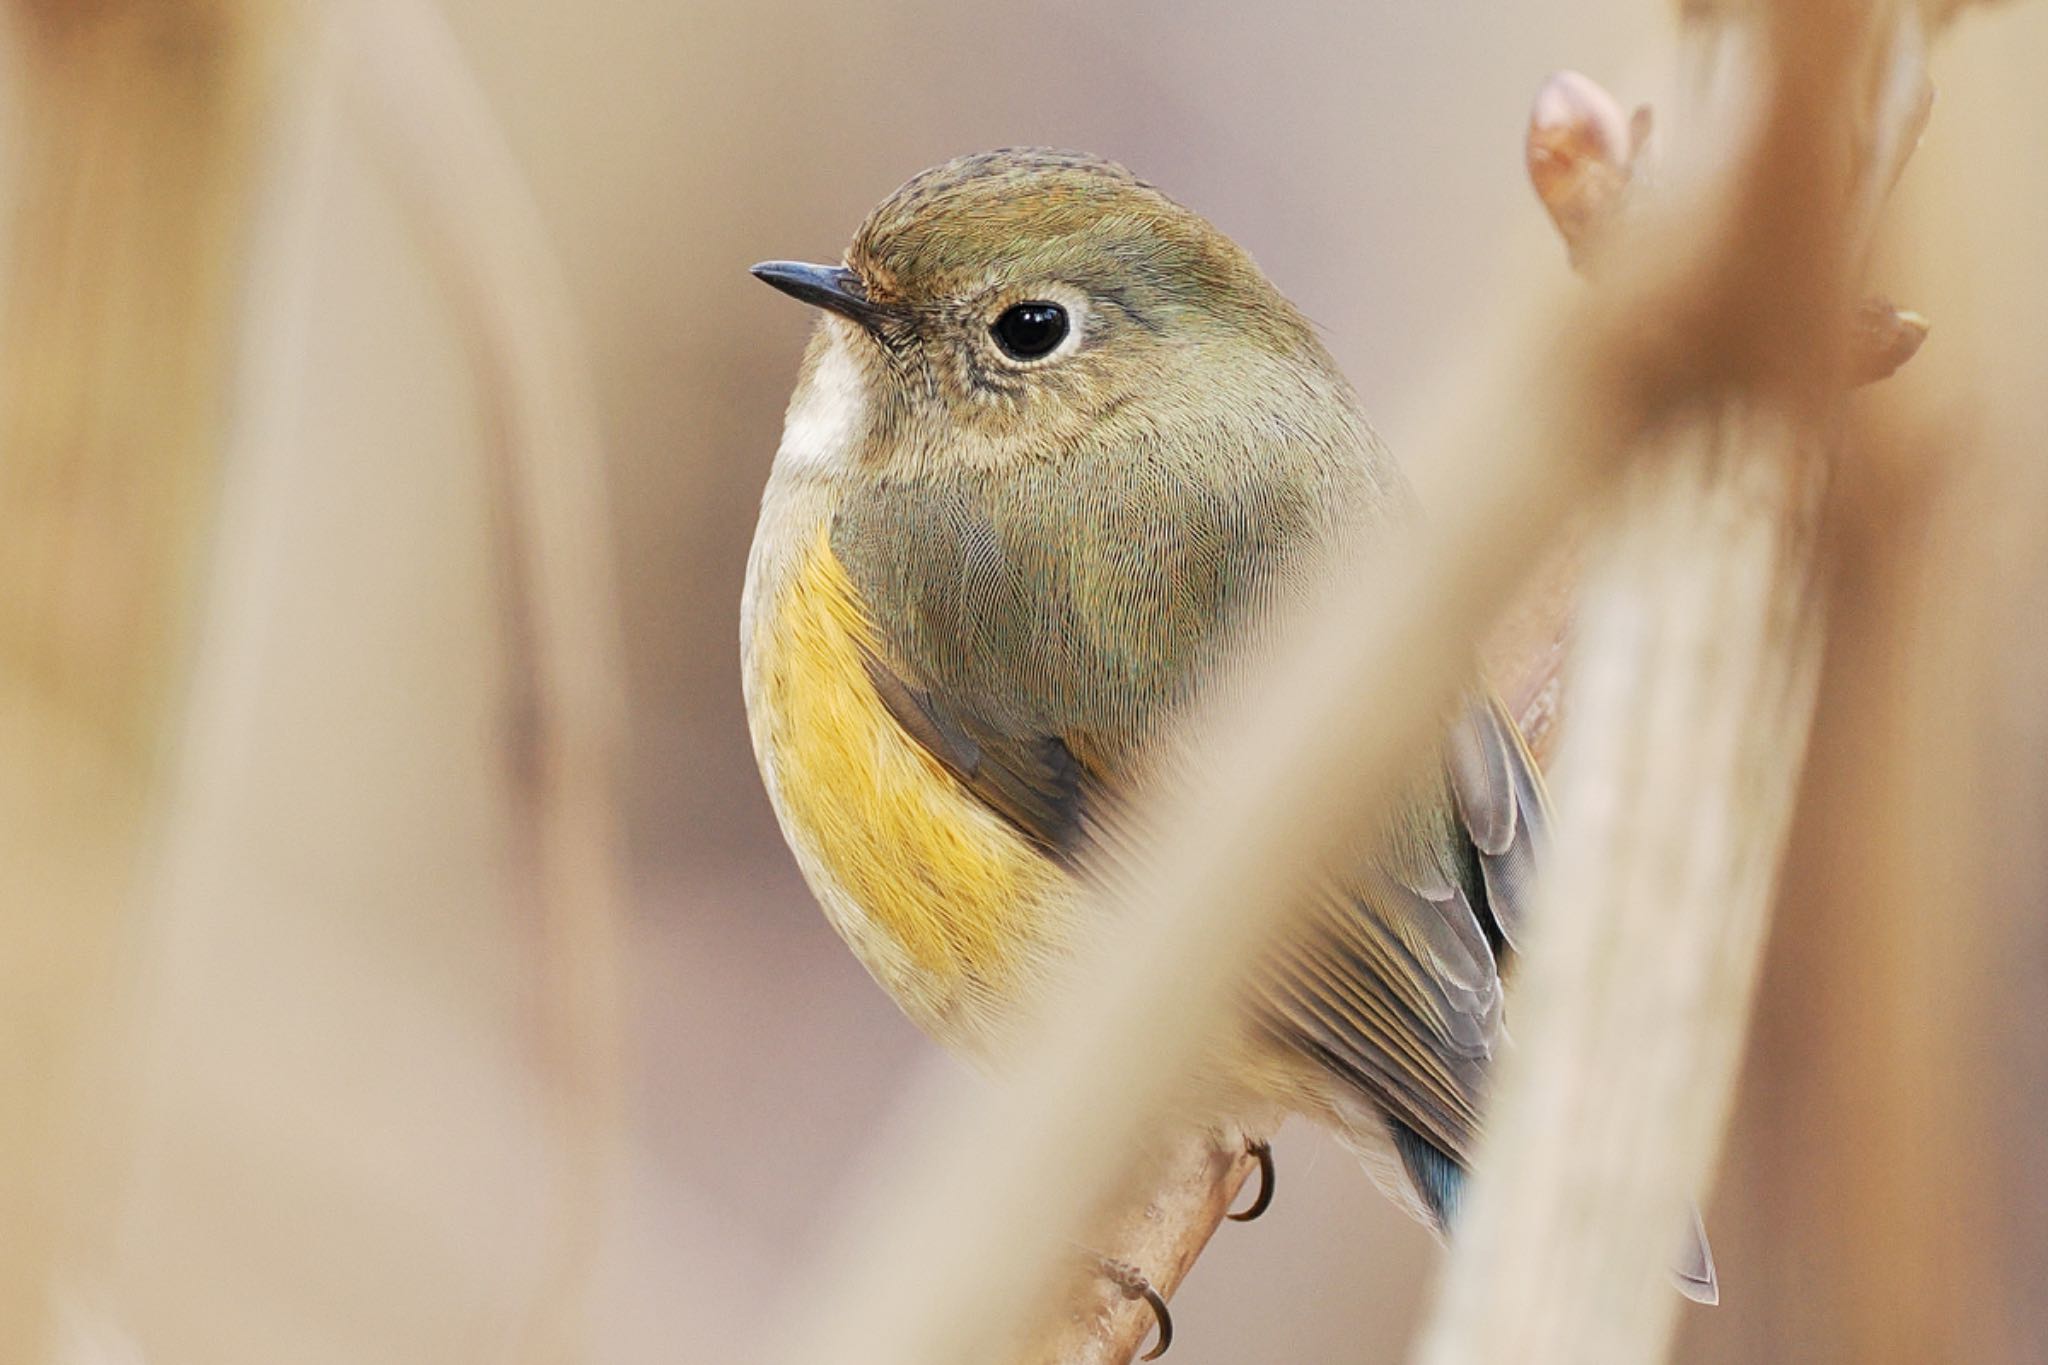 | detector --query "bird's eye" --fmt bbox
[991,301,1070,361]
